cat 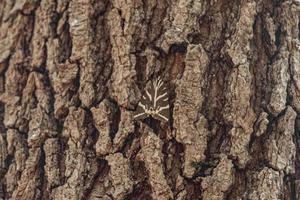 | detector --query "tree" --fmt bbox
[0,0,299,199]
